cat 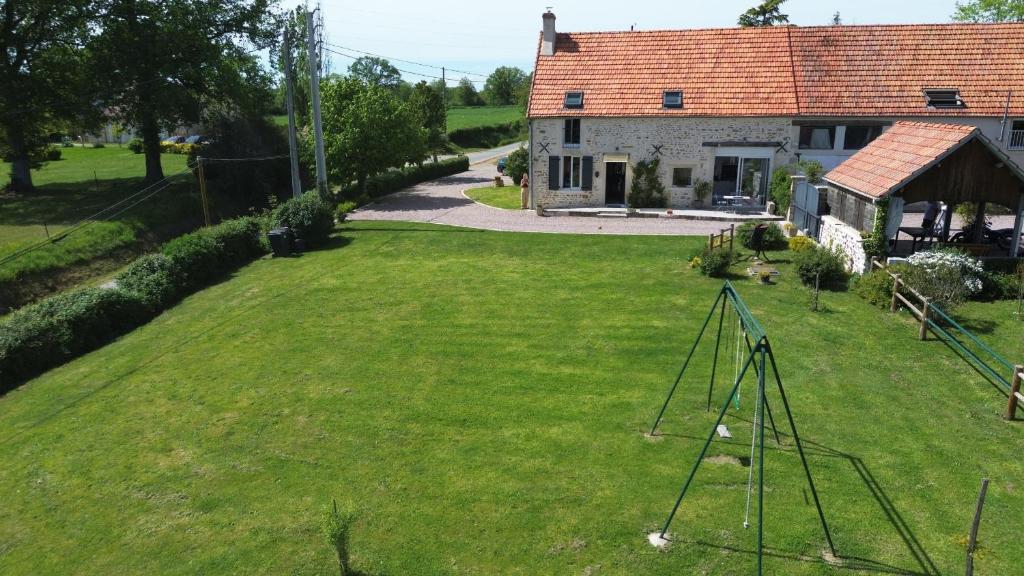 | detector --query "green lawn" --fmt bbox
[0,146,197,307]
[0,221,1021,575]
[446,105,522,131]
[465,184,522,209]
